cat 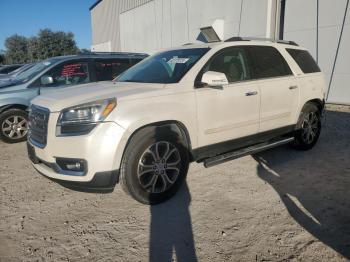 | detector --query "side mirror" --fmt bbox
[40,75,53,85]
[201,71,228,88]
